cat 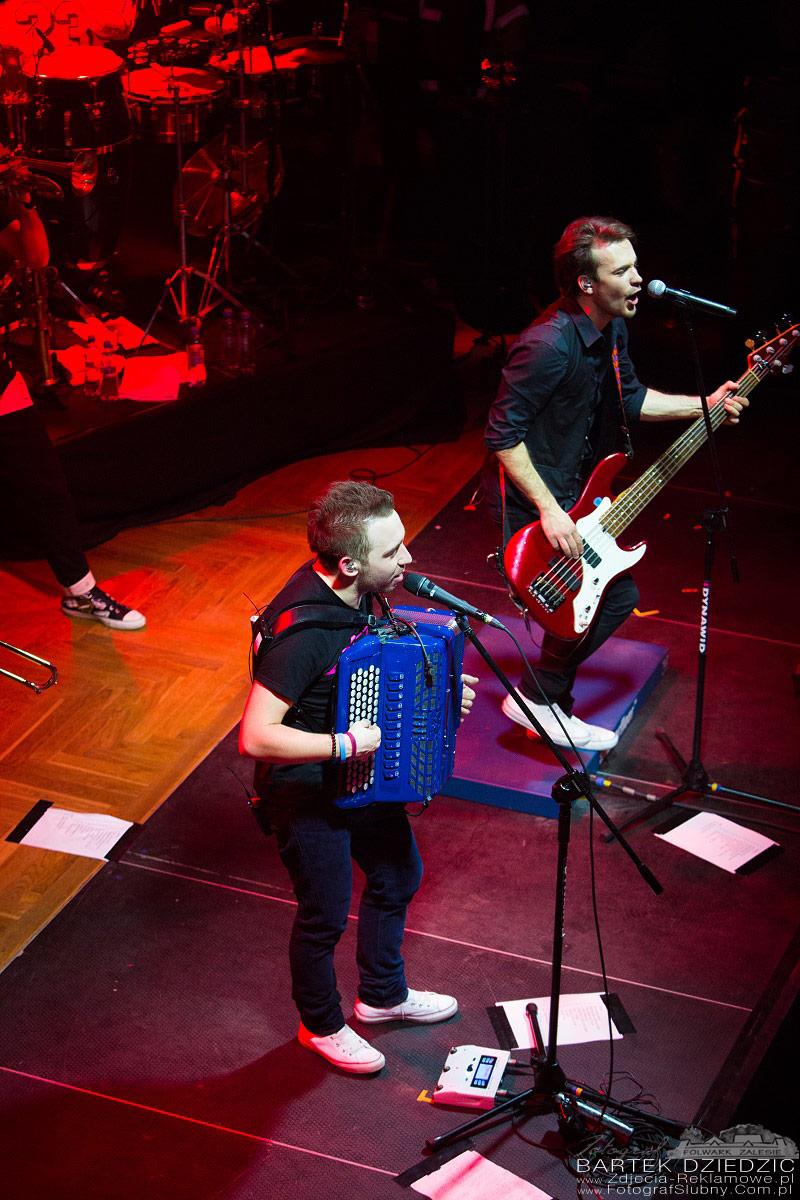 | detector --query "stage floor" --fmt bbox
[0,725,797,1199]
